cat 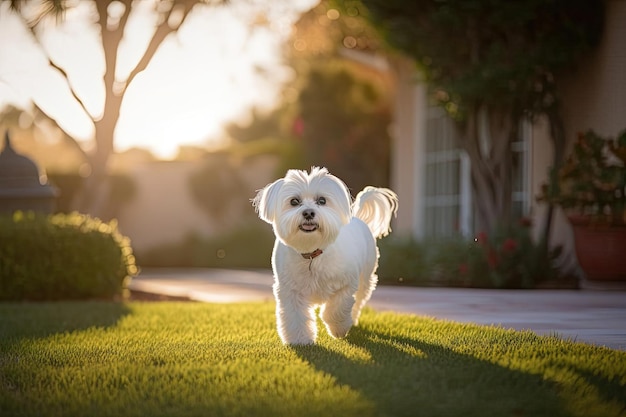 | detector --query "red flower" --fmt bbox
[487,249,499,268]
[502,238,518,253]
[292,117,304,137]
[475,232,488,246]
